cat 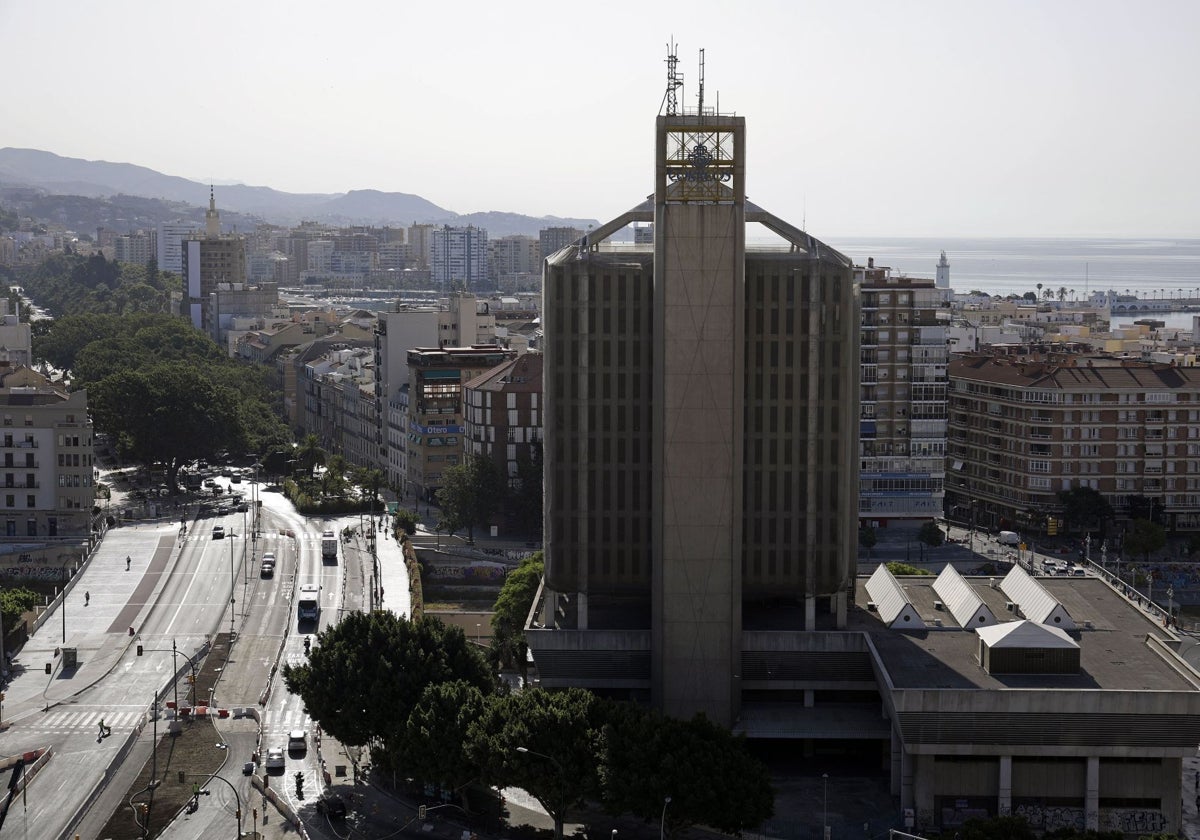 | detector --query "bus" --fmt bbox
[297,583,320,623]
